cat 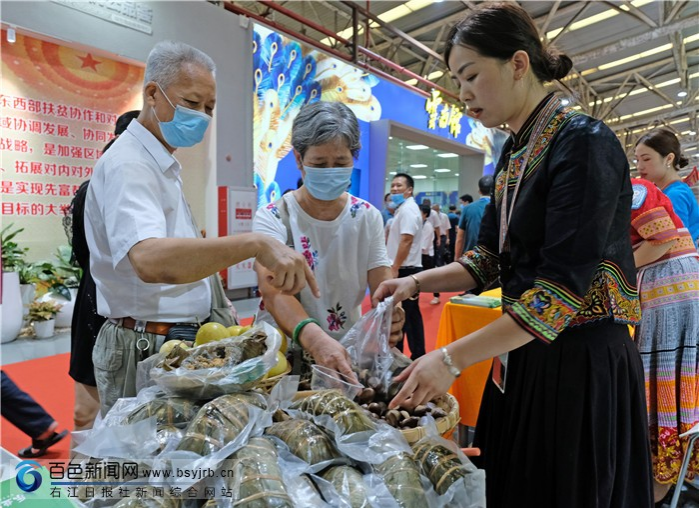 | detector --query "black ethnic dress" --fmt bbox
[459,94,653,508]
